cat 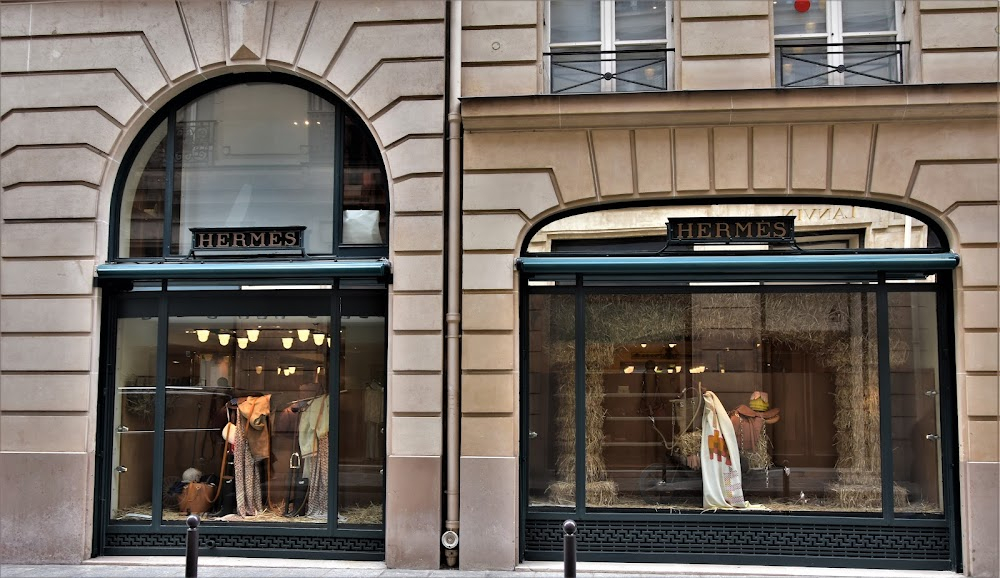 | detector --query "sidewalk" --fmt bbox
[0,558,962,578]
